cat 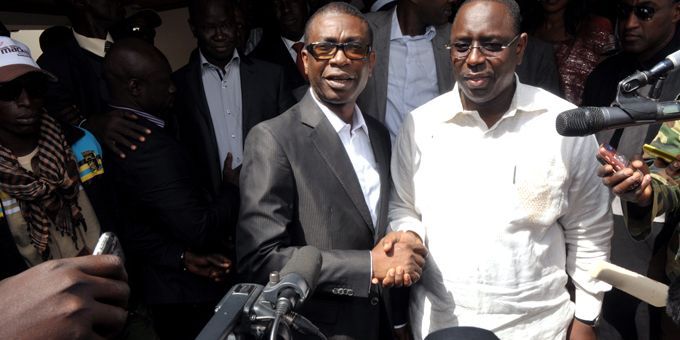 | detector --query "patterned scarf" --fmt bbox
[0,114,85,259]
